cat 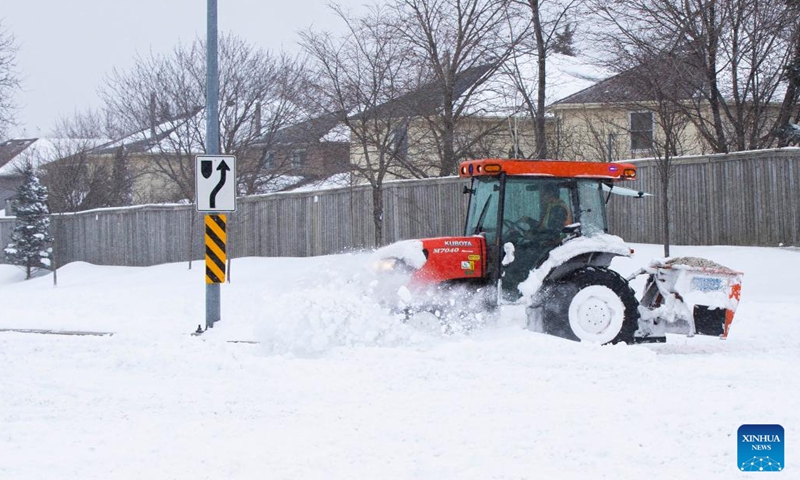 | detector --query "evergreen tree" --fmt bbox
[4,163,53,279]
